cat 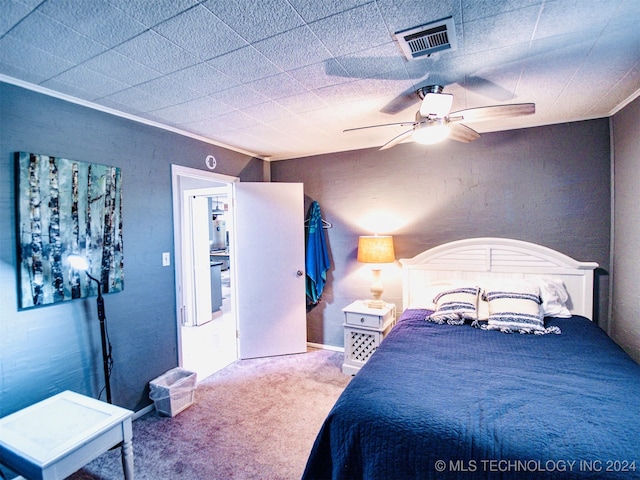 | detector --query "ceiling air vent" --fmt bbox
[394,17,457,60]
